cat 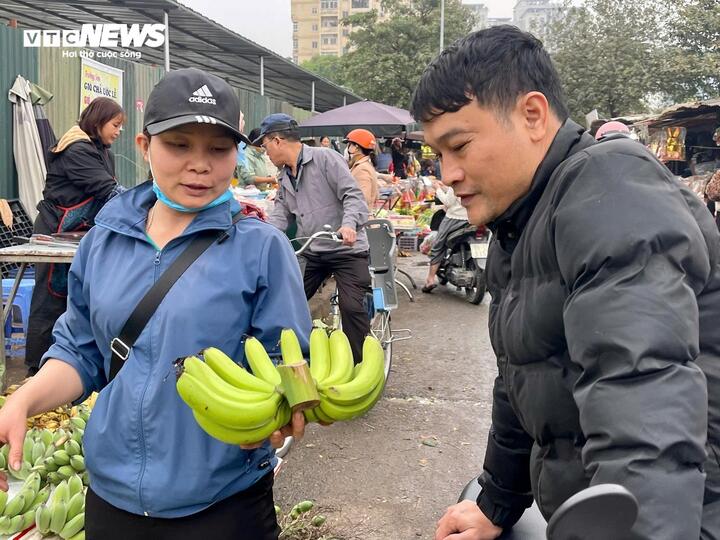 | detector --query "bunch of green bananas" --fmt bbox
[35,474,85,539]
[0,471,49,535]
[305,328,385,424]
[304,329,386,423]
[175,346,290,445]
